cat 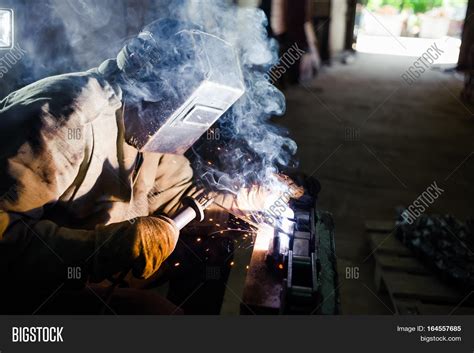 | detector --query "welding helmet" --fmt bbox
[115,19,245,155]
